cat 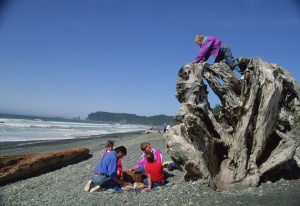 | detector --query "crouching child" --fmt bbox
[143,152,165,191]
